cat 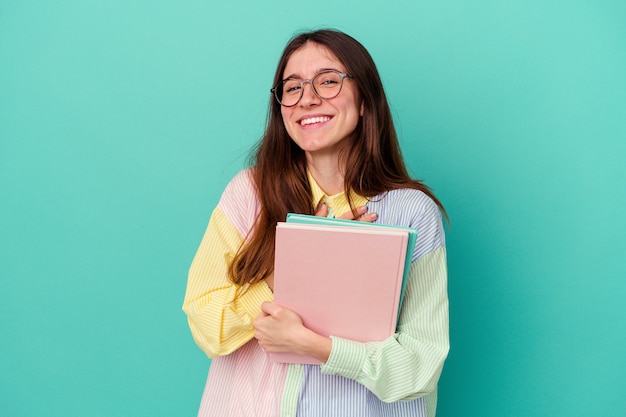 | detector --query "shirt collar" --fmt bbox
[307,170,369,218]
